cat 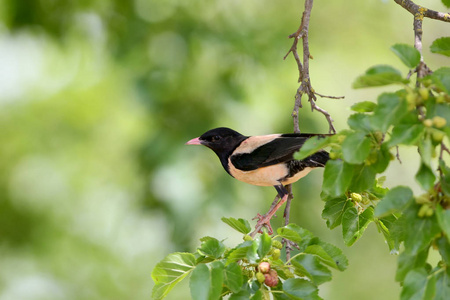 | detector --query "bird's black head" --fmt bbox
[186,127,247,172]
[198,127,246,154]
